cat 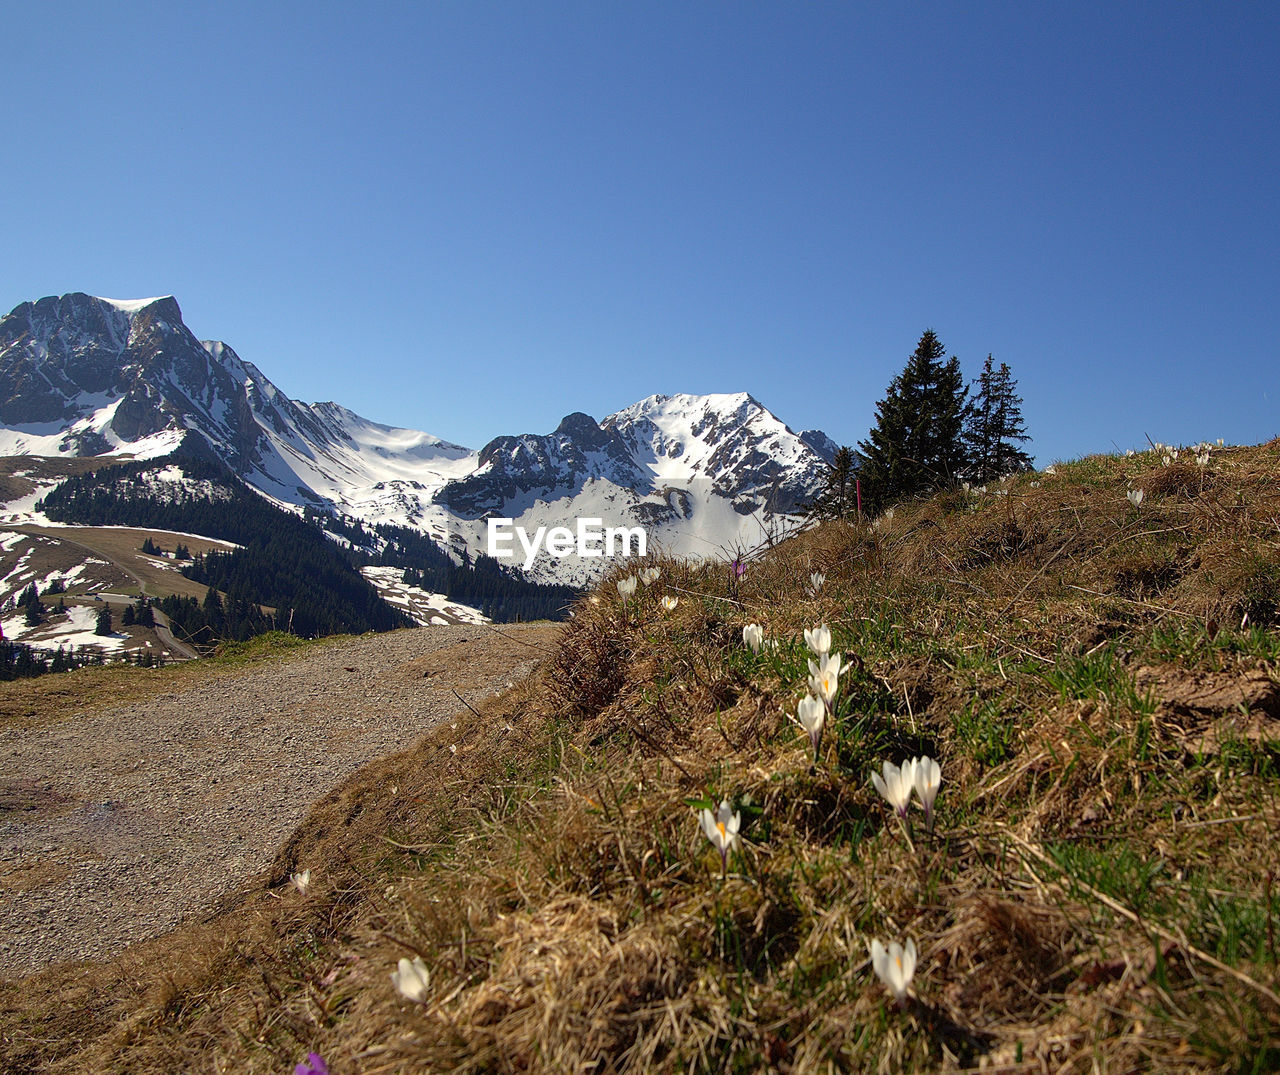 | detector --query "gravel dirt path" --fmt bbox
[0,623,557,979]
